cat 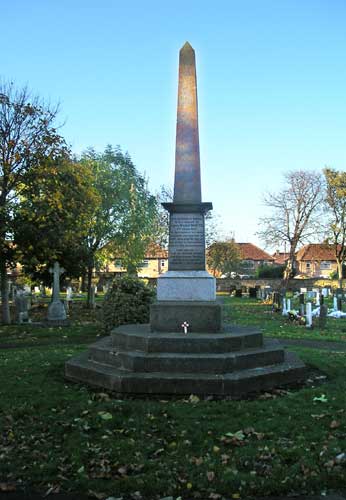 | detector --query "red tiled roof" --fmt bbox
[296,243,337,261]
[144,243,168,259]
[237,243,274,262]
[272,251,290,265]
